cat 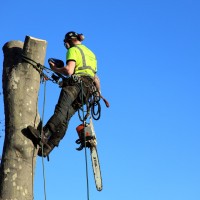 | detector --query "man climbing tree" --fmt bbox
[28,31,100,157]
